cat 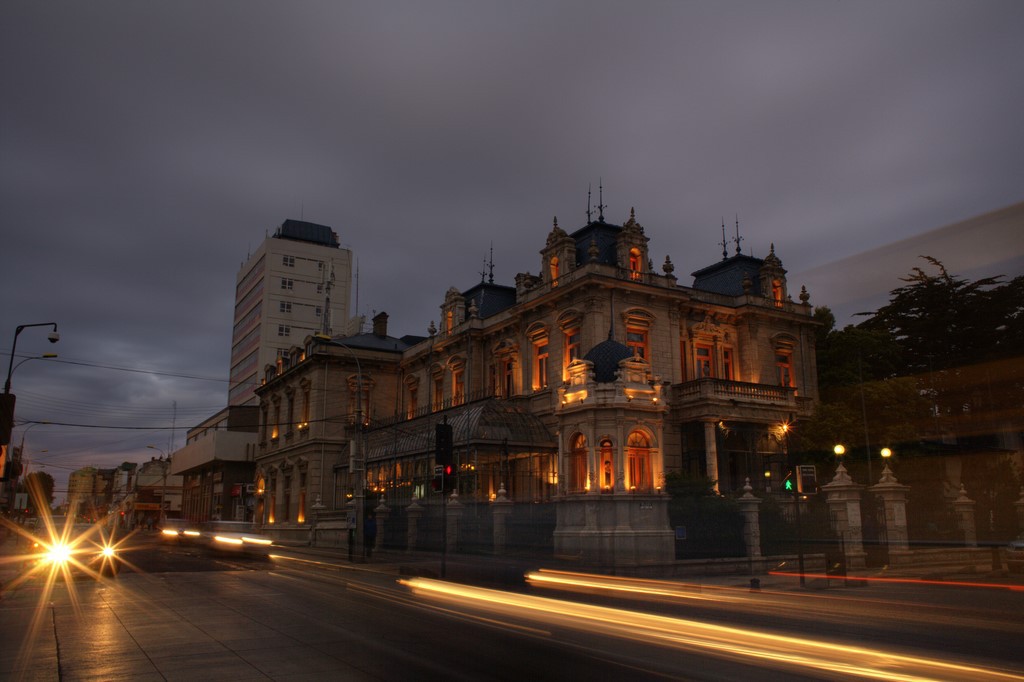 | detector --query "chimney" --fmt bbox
[372,312,388,337]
